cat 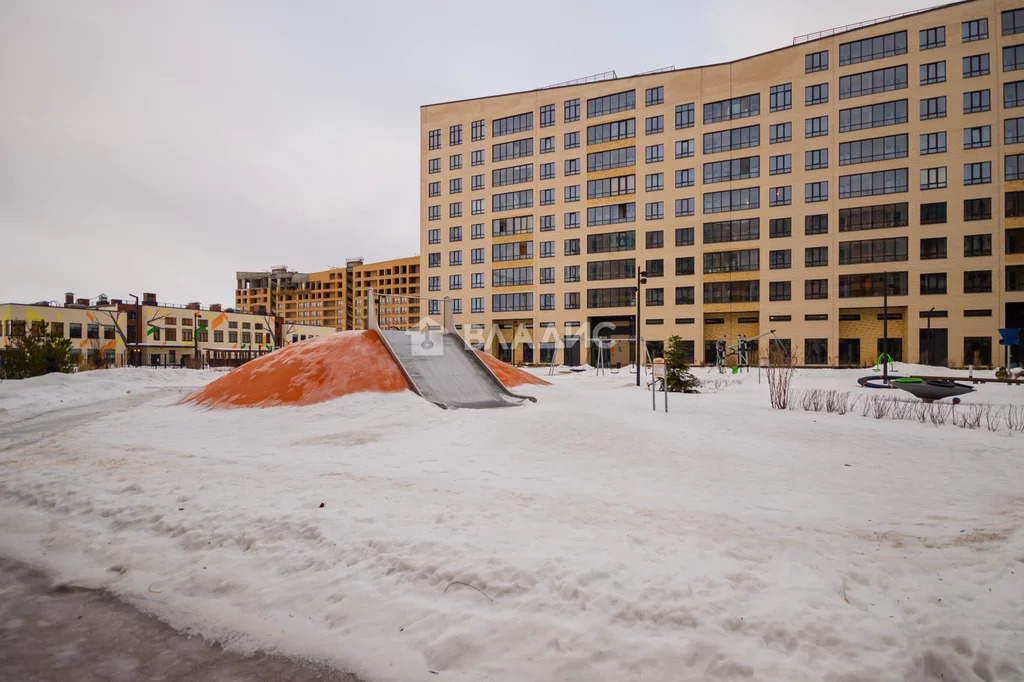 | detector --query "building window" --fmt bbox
[921,167,947,190]
[838,237,908,264]
[920,61,946,85]
[804,339,828,365]
[565,211,581,228]
[921,202,948,225]
[428,205,440,220]
[564,264,581,282]
[671,196,696,215]
[964,234,992,257]
[565,98,580,122]
[449,124,462,146]
[539,293,555,310]
[1006,117,1024,144]
[769,185,791,207]
[449,202,462,218]
[1009,228,1024,253]
[564,131,580,149]
[587,202,636,226]
[703,187,759,214]
[675,139,695,158]
[644,201,664,221]
[839,30,906,65]
[448,154,462,170]
[539,189,554,205]
[839,65,908,99]
[805,148,828,170]
[538,214,554,232]
[964,125,991,150]
[675,103,695,129]
[645,144,664,163]
[587,90,636,118]
[804,279,828,300]
[471,223,485,239]
[1005,8,1024,35]
[428,253,440,268]
[963,198,992,221]
[428,158,440,174]
[769,217,791,238]
[645,86,664,107]
[964,270,992,293]
[1006,81,1024,109]
[703,218,760,243]
[963,89,991,114]
[805,246,828,267]
[492,112,533,137]
[492,138,533,162]
[540,136,555,153]
[769,83,792,112]
[471,150,485,166]
[428,129,441,150]
[920,237,947,260]
[471,119,485,141]
[646,172,664,191]
[539,241,555,258]
[540,104,555,127]
[428,181,440,197]
[702,94,760,124]
[920,96,946,120]
[449,250,462,266]
[963,54,990,78]
[962,18,988,42]
[1006,154,1024,180]
[471,247,485,263]
[588,119,635,144]
[449,274,462,290]
[674,168,694,188]
[471,297,484,313]
[964,161,991,185]
[450,178,462,194]
[770,154,792,175]
[769,249,792,269]
[805,116,828,138]
[643,229,664,249]
[920,131,947,155]
[1004,45,1024,71]
[840,99,908,132]
[805,83,828,106]
[964,337,991,367]
[769,281,791,301]
[805,214,828,235]
[675,256,695,275]
[645,115,664,135]
[920,26,945,49]
[675,227,694,246]
[539,162,555,180]
[805,181,828,203]
[469,273,484,289]
[703,156,759,184]
[805,50,829,73]
[565,185,580,202]
[645,288,664,306]
[675,286,695,304]
[449,225,462,242]
[704,125,760,154]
